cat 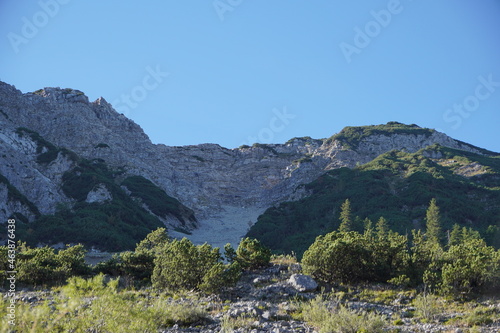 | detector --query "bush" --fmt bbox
[94,251,156,285]
[413,293,443,322]
[224,243,237,263]
[150,298,208,327]
[135,227,170,253]
[387,274,411,288]
[464,307,495,327]
[302,230,409,284]
[16,246,60,286]
[152,238,219,291]
[321,305,386,333]
[97,230,242,291]
[61,273,118,297]
[408,230,444,286]
[94,228,171,286]
[301,295,331,328]
[152,238,240,294]
[199,262,242,294]
[302,231,372,284]
[15,243,89,287]
[55,244,90,276]
[236,237,272,269]
[440,238,500,295]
